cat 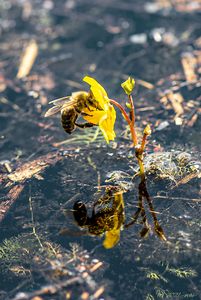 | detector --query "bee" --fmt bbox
[44,91,102,134]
